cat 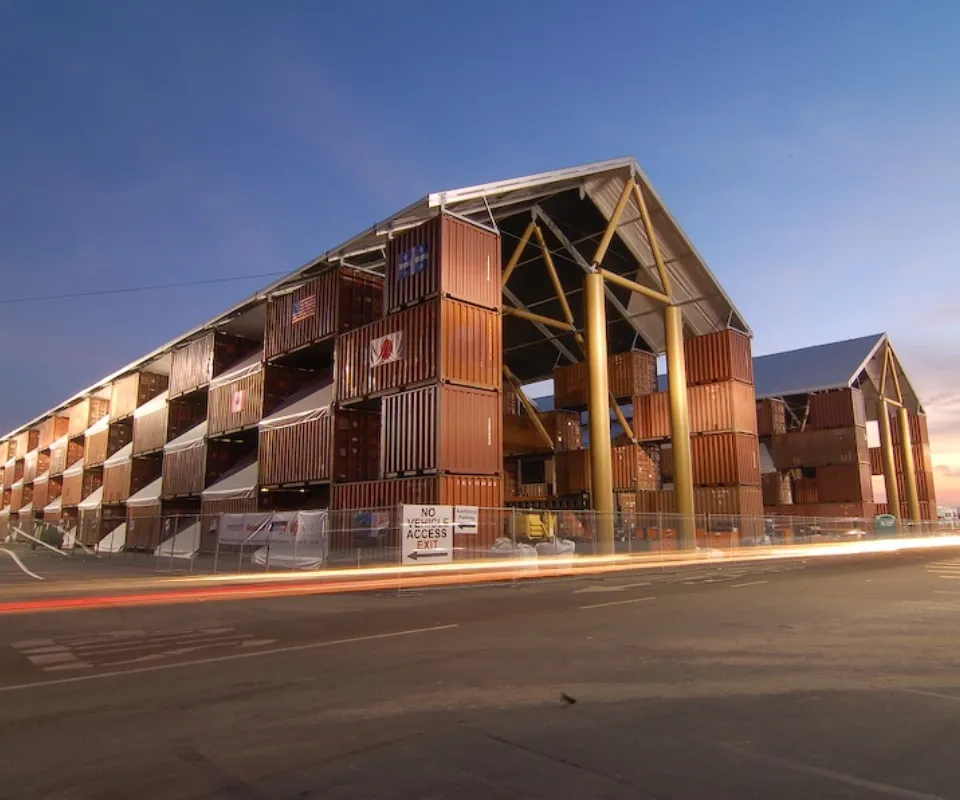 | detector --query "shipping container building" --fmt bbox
[553,351,658,410]
[169,331,261,400]
[502,409,582,457]
[199,459,259,552]
[38,415,69,451]
[161,421,255,500]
